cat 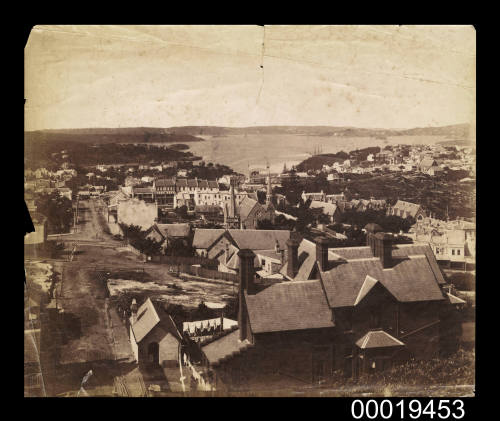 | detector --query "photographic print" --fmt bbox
[24,25,476,397]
